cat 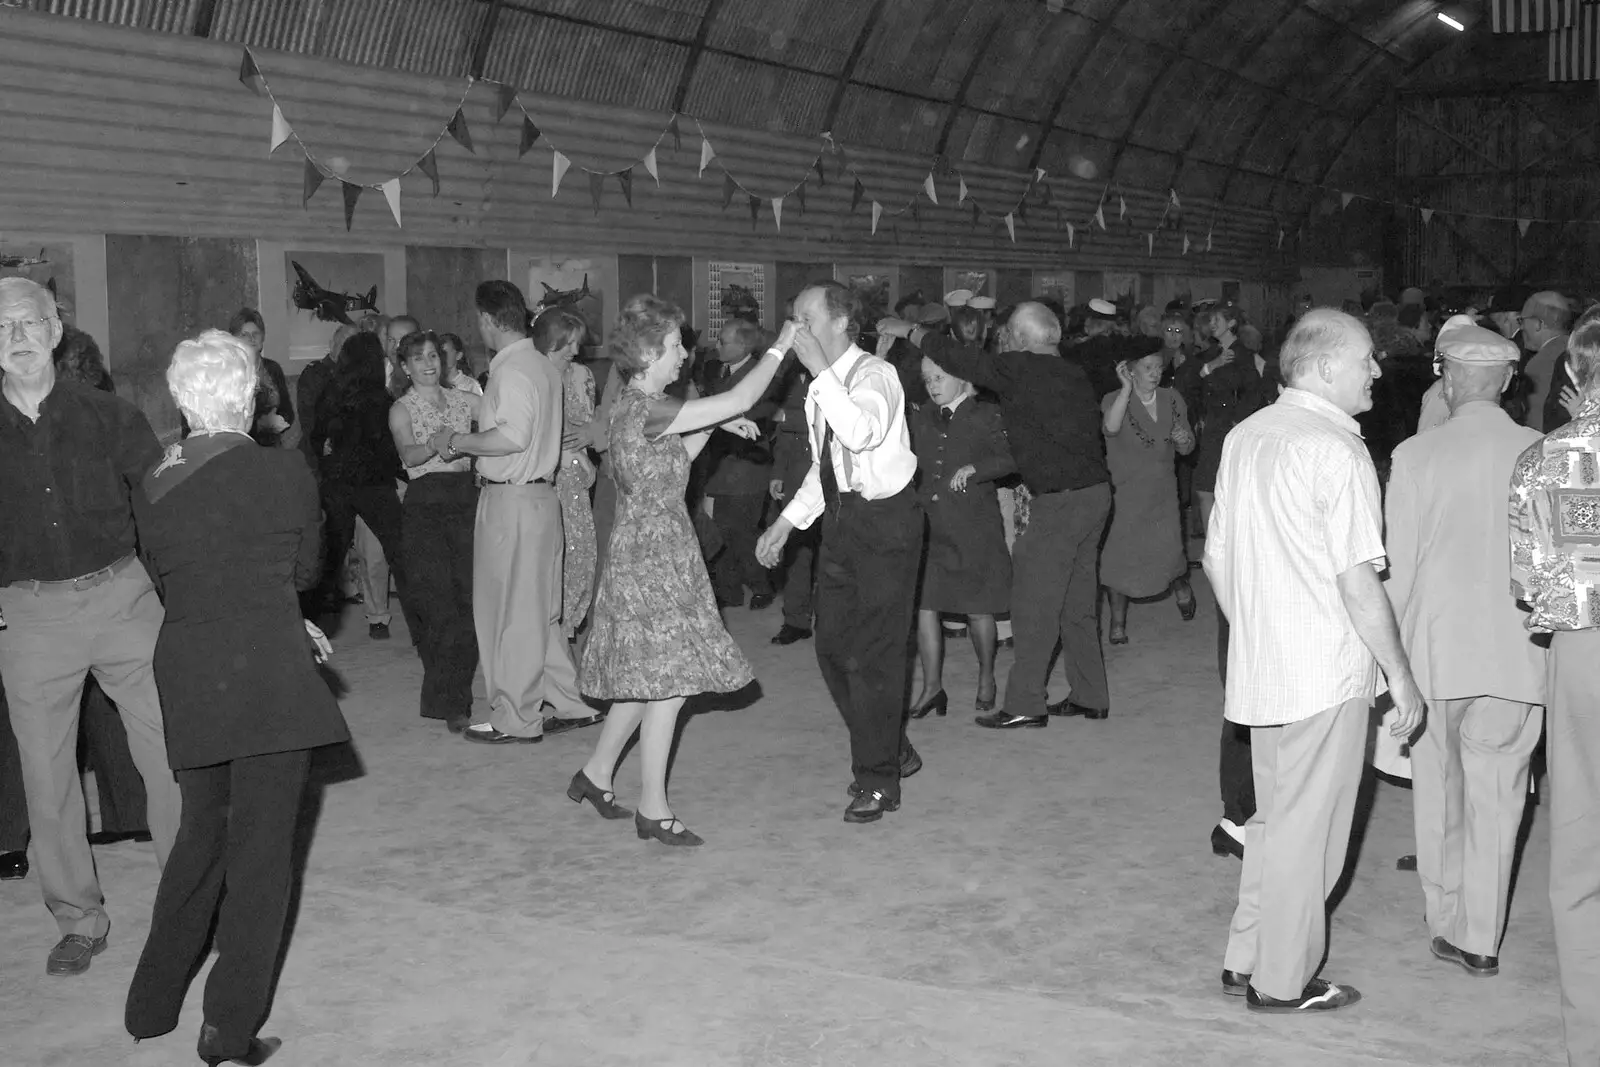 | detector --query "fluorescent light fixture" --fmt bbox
[1437,12,1465,31]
